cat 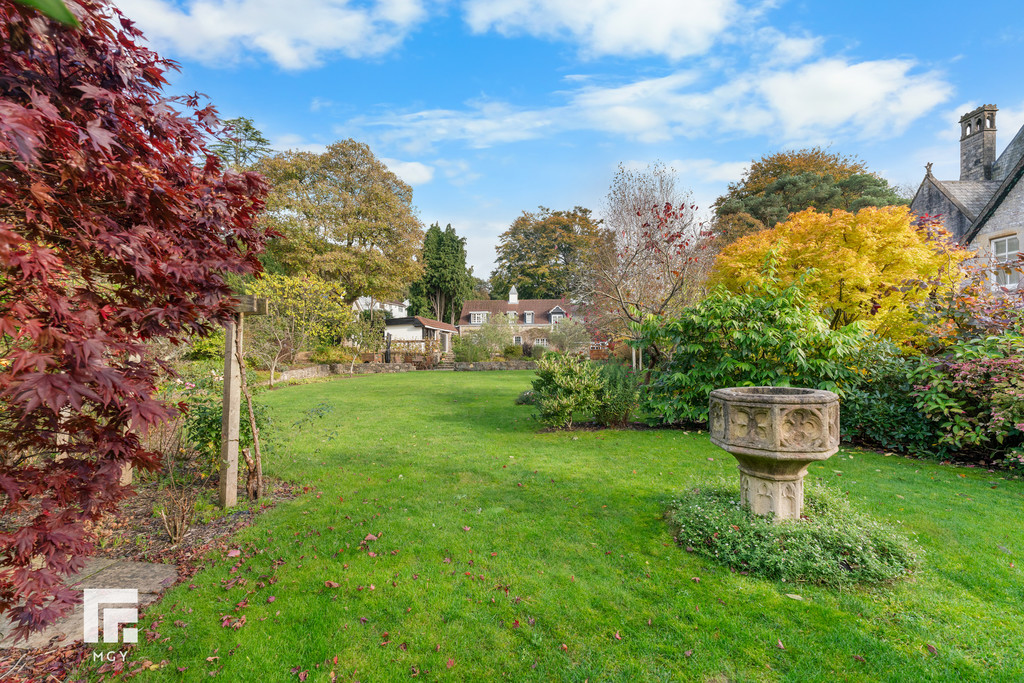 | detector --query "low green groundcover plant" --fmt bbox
[666,481,921,587]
